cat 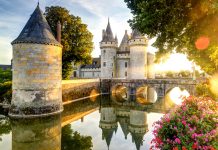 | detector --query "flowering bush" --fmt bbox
[151,96,218,150]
